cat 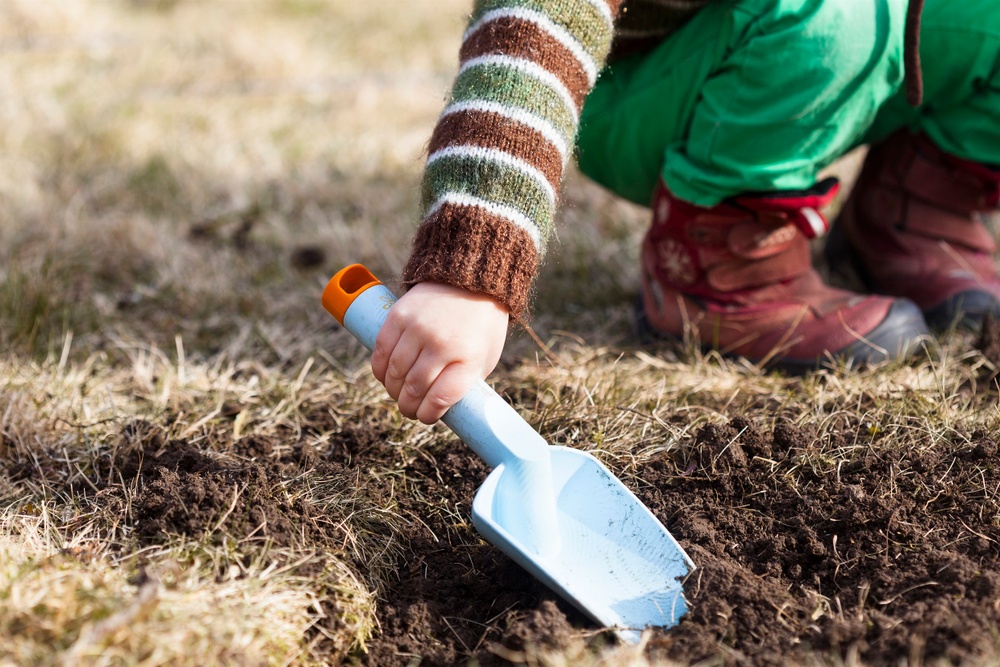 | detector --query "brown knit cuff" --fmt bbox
[401,203,539,323]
